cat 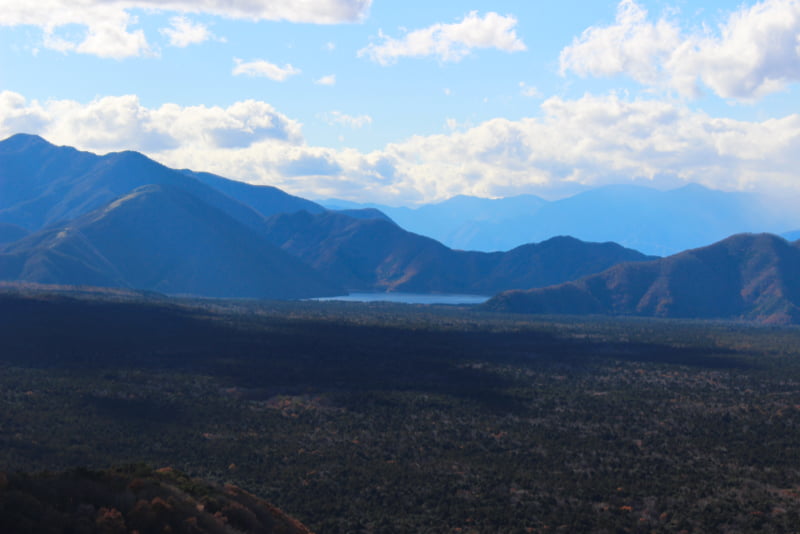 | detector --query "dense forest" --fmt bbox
[3,286,800,532]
